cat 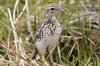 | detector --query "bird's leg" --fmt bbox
[40,54,49,66]
[48,45,57,66]
[50,53,56,66]
[50,53,53,63]
[42,55,45,65]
